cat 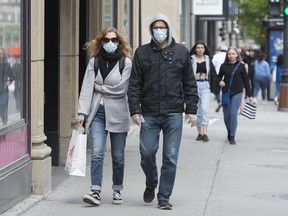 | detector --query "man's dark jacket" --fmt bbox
[128,39,198,116]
